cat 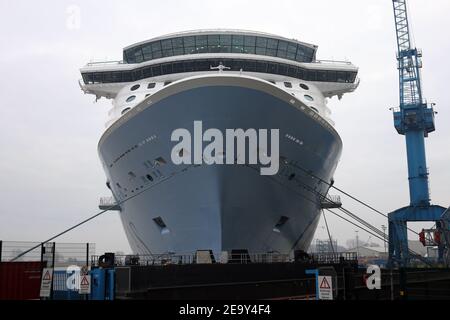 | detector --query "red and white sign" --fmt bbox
[79,274,91,294]
[39,268,53,297]
[318,276,333,300]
